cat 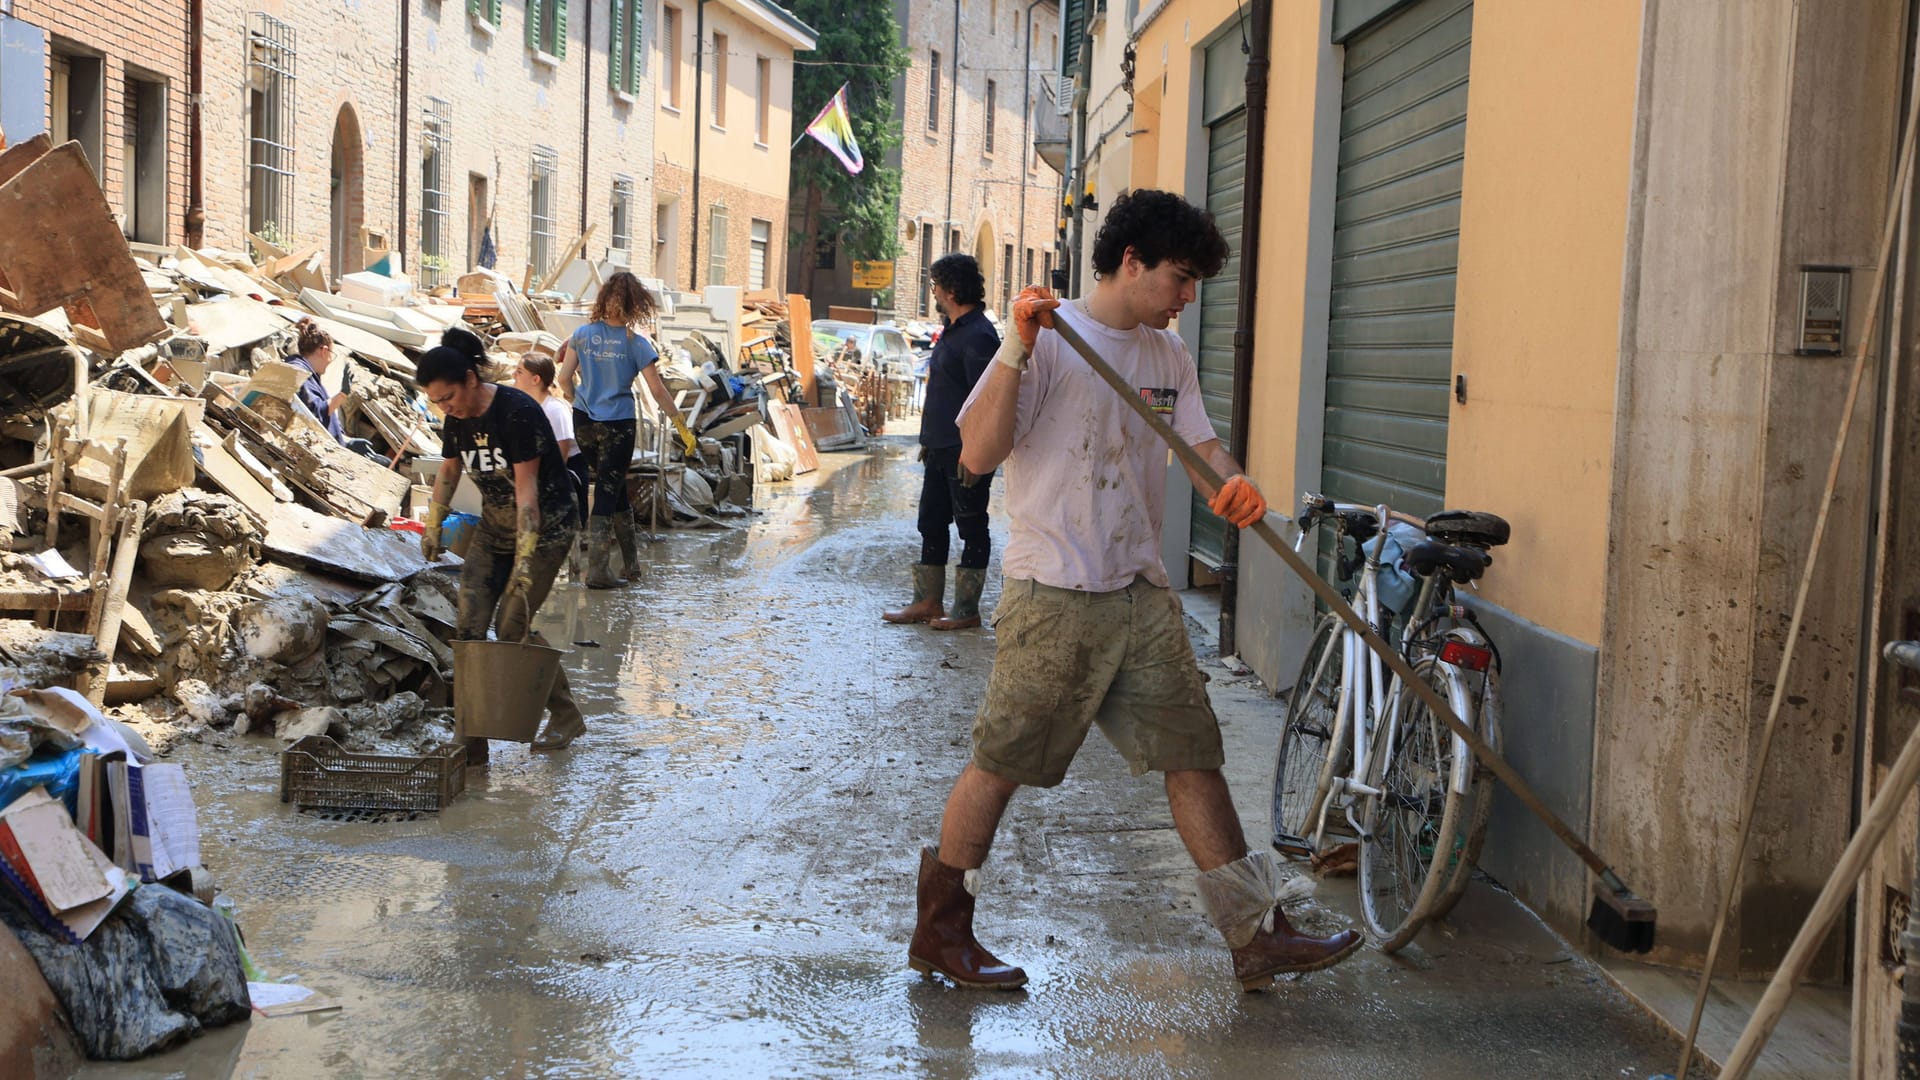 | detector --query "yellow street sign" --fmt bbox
[851,260,895,290]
